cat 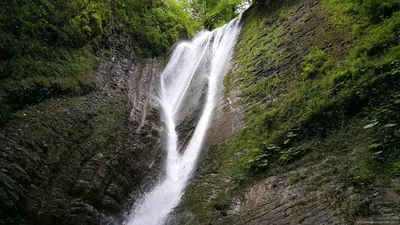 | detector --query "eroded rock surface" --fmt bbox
[172,0,400,224]
[218,162,345,225]
[0,53,164,225]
